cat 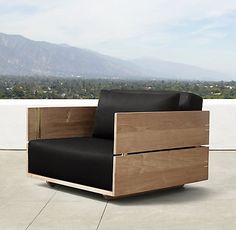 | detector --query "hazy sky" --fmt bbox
[0,0,236,76]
